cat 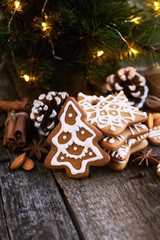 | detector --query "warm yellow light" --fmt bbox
[14,1,20,9]
[23,74,30,82]
[154,1,160,10]
[42,22,48,31]
[130,48,138,55]
[130,17,142,24]
[97,50,104,57]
